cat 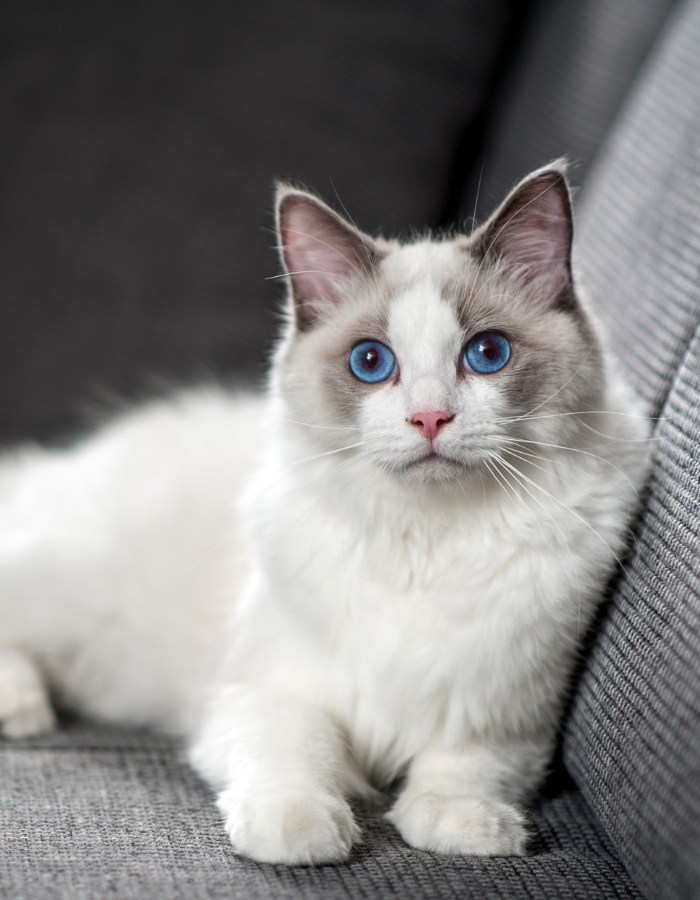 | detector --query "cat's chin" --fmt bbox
[398,451,475,484]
